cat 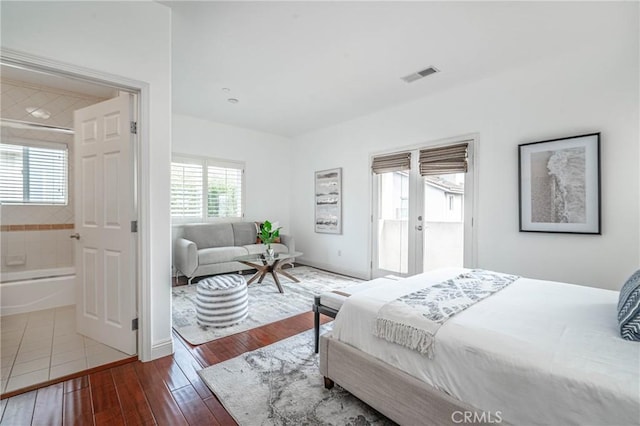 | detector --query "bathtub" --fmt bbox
[1,267,76,316]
